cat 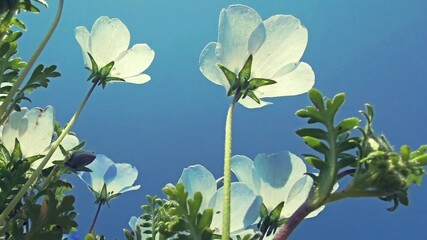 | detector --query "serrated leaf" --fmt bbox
[188,191,202,219]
